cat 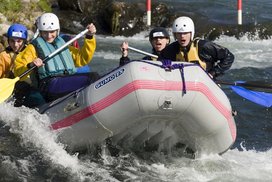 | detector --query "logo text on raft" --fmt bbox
[95,68,125,89]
